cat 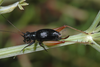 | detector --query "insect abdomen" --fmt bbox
[36,29,61,41]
